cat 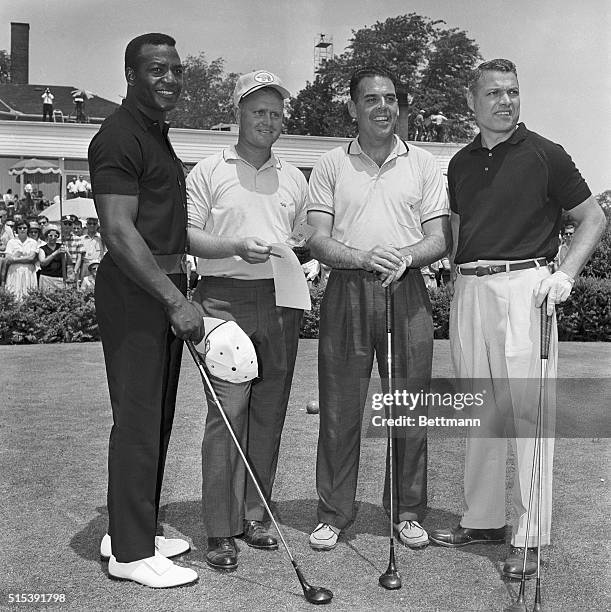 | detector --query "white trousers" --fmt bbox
[450,264,557,547]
